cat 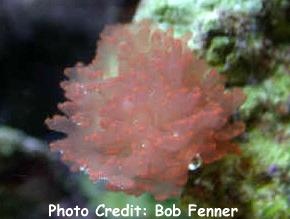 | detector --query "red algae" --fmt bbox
[46,21,245,200]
